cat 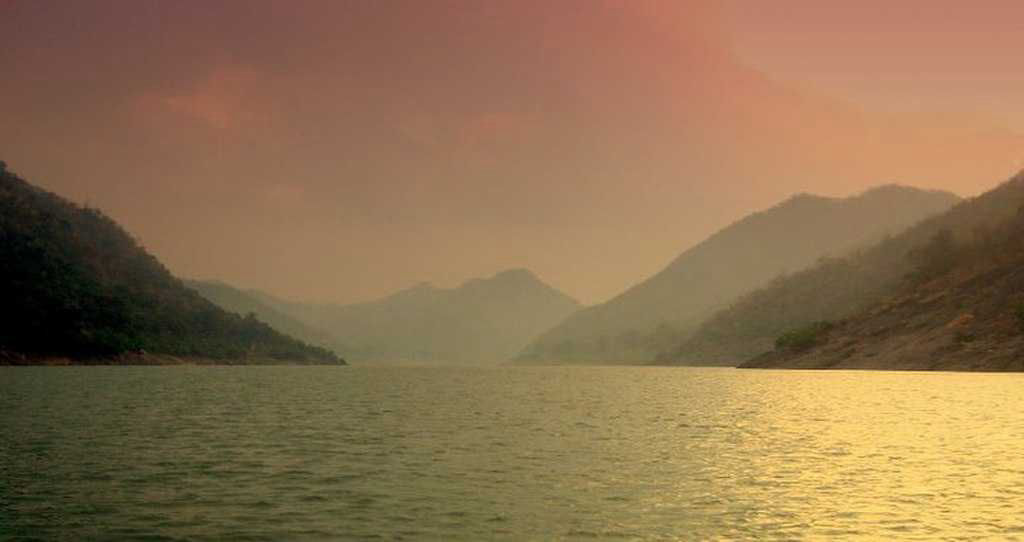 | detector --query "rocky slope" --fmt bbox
[668,170,1024,366]
[743,171,1024,371]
